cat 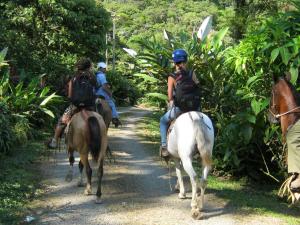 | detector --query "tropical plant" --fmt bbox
[0,48,60,155]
